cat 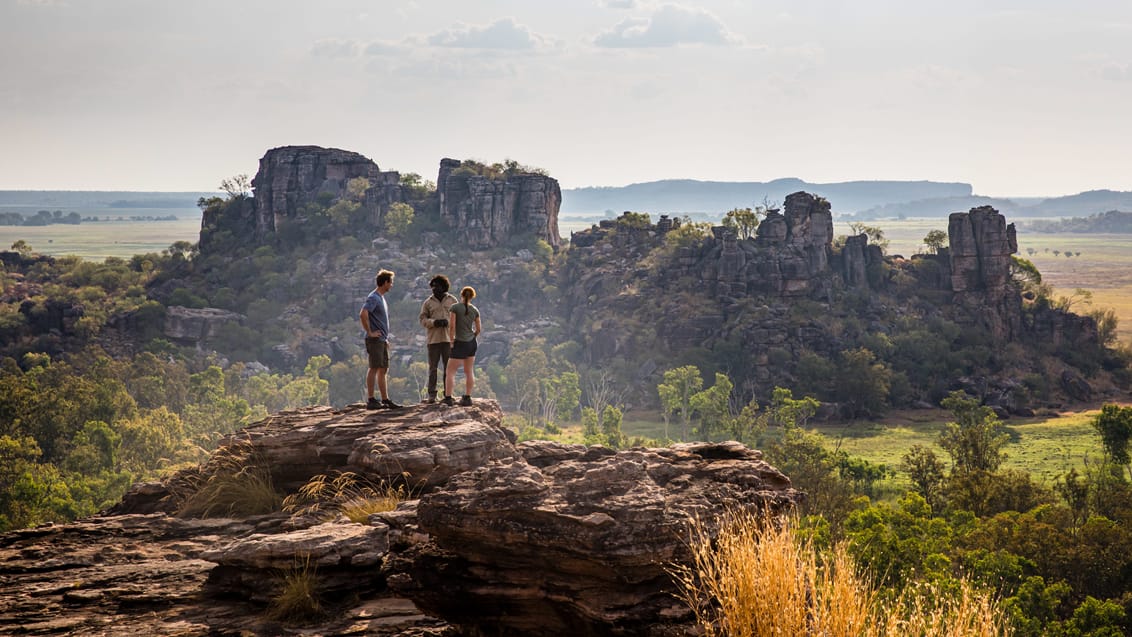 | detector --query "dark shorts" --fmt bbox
[365,337,390,369]
[450,338,477,360]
